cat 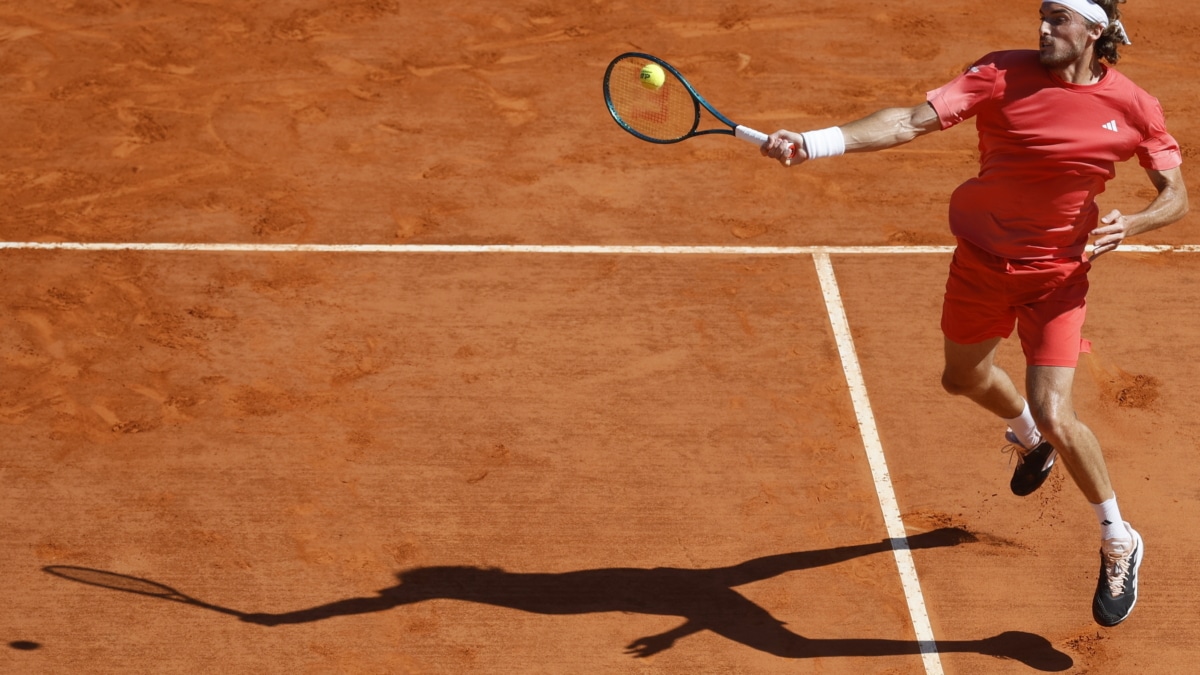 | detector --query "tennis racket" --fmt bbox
[603,52,793,154]
[43,565,246,618]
